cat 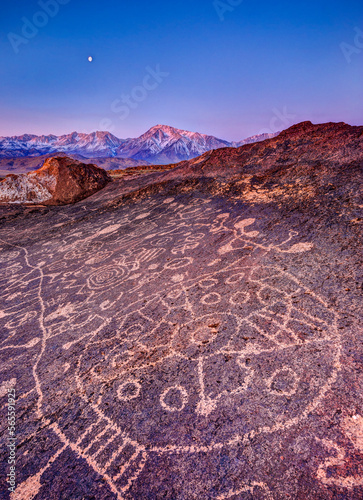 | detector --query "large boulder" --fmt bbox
[0,156,112,205]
